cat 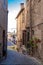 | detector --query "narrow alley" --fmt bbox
[0,0,43,65]
[0,41,41,65]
